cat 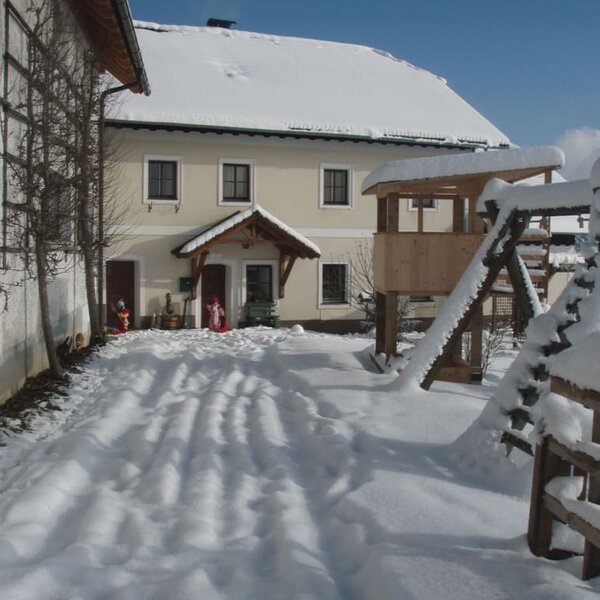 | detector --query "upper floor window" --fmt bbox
[143,155,182,204]
[219,159,254,205]
[408,198,438,211]
[320,164,353,208]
